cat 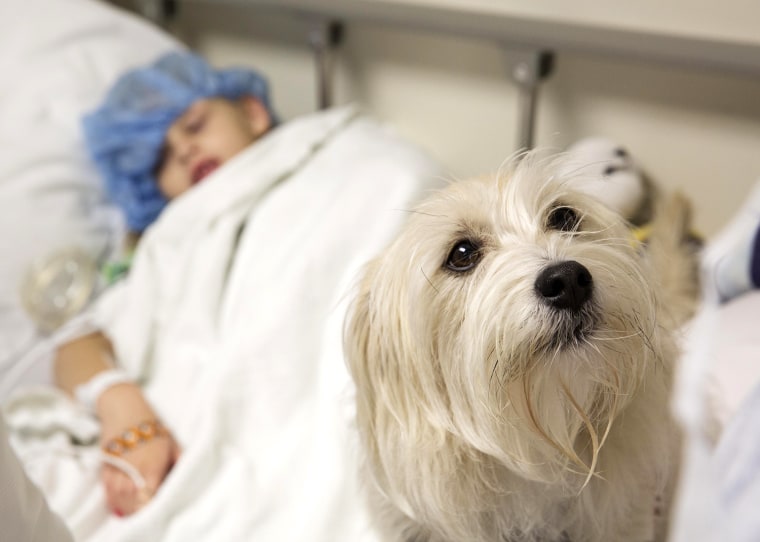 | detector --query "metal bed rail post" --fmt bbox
[307,19,344,110]
[134,0,177,28]
[509,49,555,151]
